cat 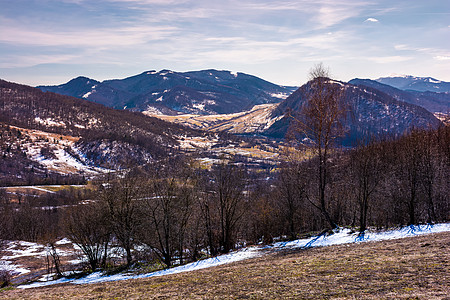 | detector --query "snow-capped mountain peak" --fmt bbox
[375,75,450,93]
